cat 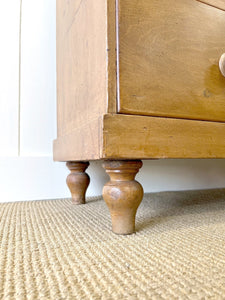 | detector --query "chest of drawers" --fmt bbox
[54,0,225,234]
